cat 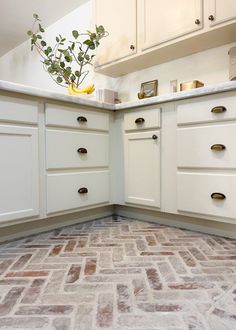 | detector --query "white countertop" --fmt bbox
[1,79,236,110]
